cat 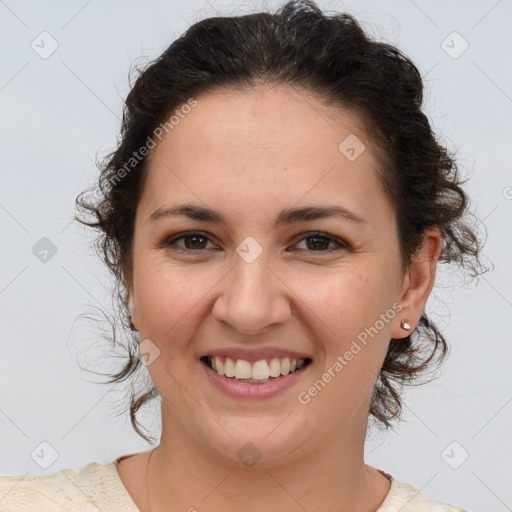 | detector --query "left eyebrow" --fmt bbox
[274,205,367,227]
[148,203,367,227]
